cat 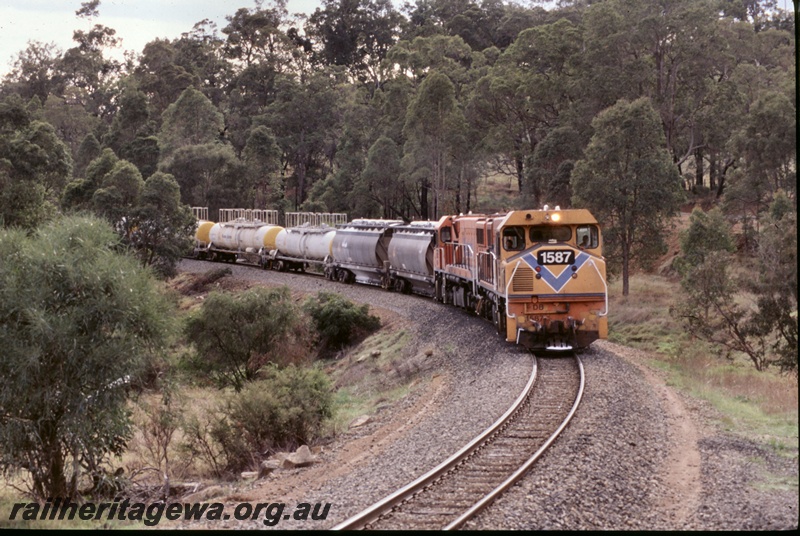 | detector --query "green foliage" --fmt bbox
[675,207,735,274]
[0,95,72,229]
[0,215,172,499]
[119,171,196,278]
[674,194,797,373]
[242,125,283,208]
[745,193,797,373]
[403,70,467,219]
[571,97,683,295]
[158,87,225,160]
[303,291,381,355]
[159,142,247,217]
[357,135,403,218]
[62,148,119,211]
[210,365,334,472]
[91,160,144,221]
[184,286,305,391]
